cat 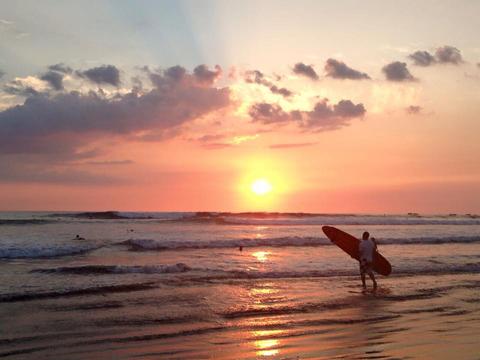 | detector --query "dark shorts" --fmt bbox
[360,259,373,275]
